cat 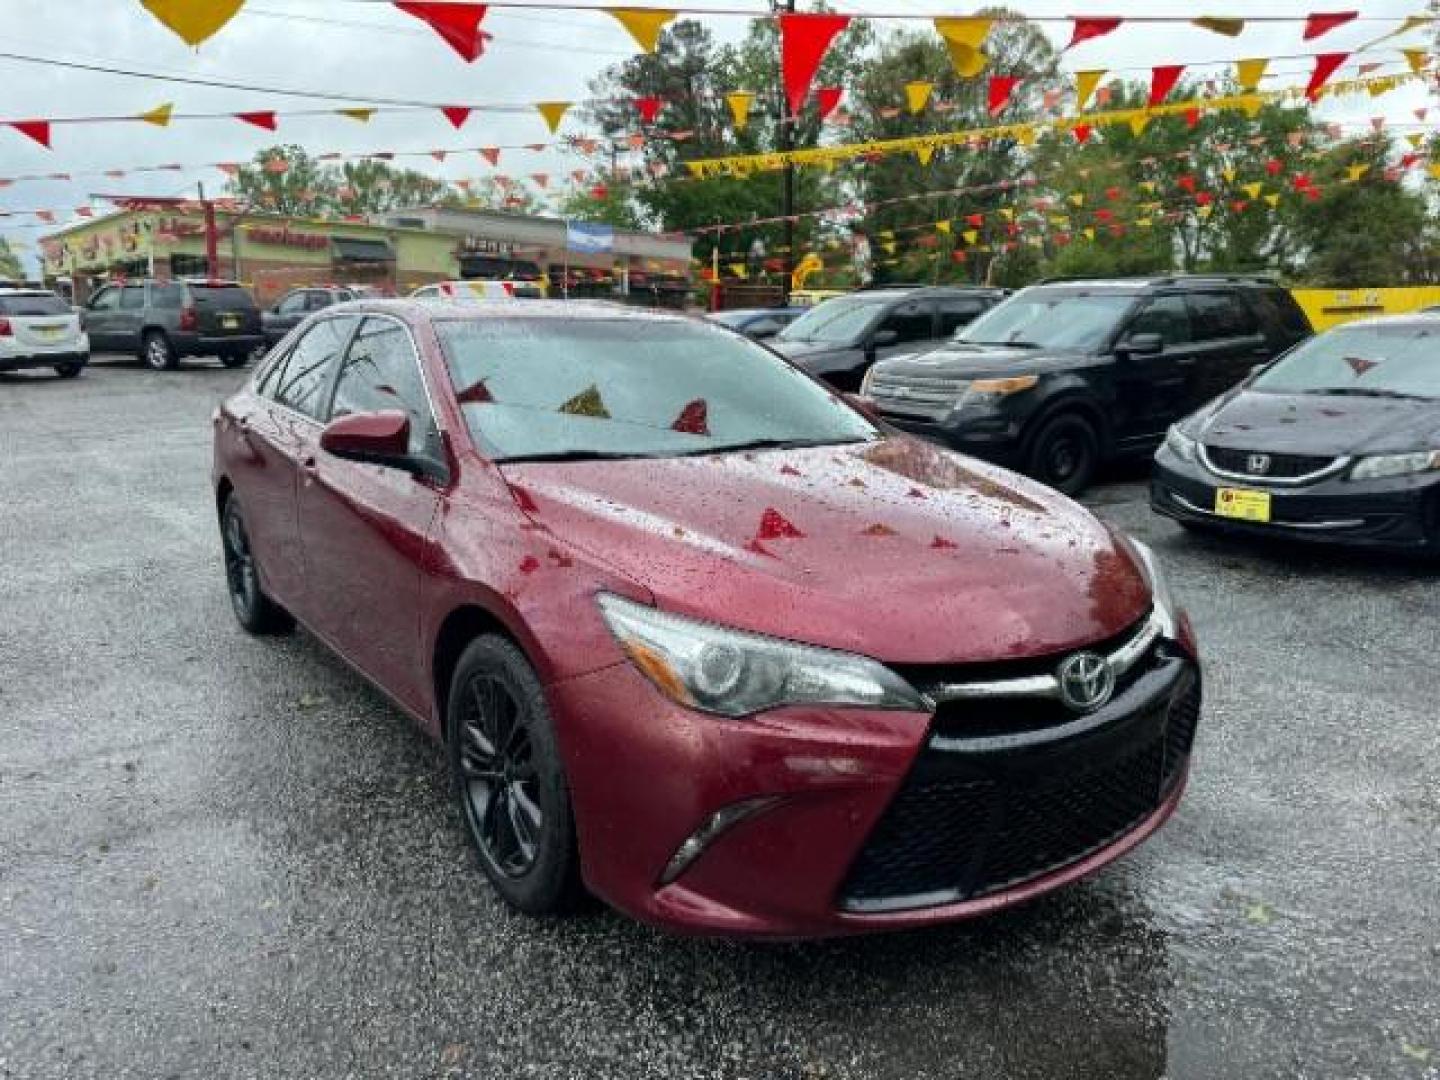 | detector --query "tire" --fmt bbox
[220,497,295,635]
[446,635,582,915]
[142,331,177,371]
[1027,412,1101,496]
[54,363,83,379]
[220,351,249,369]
